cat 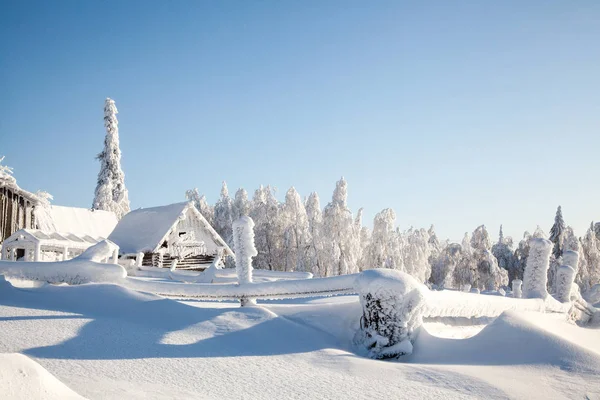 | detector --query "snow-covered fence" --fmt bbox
[124,273,357,300]
[353,269,426,359]
[523,238,552,299]
[0,240,126,285]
